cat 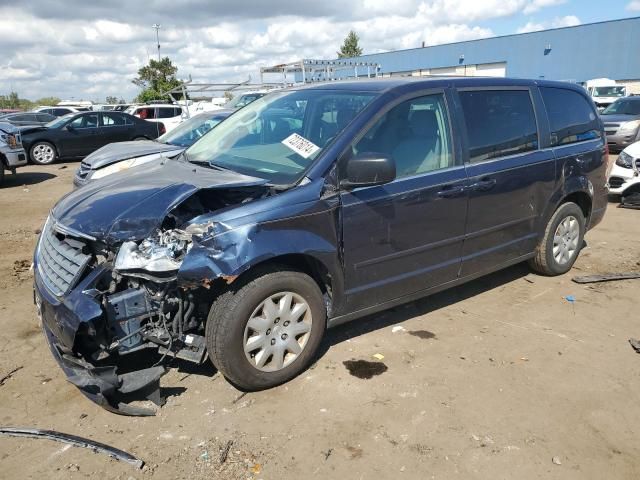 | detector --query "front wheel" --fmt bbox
[529,202,585,276]
[30,141,57,165]
[205,268,326,390]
